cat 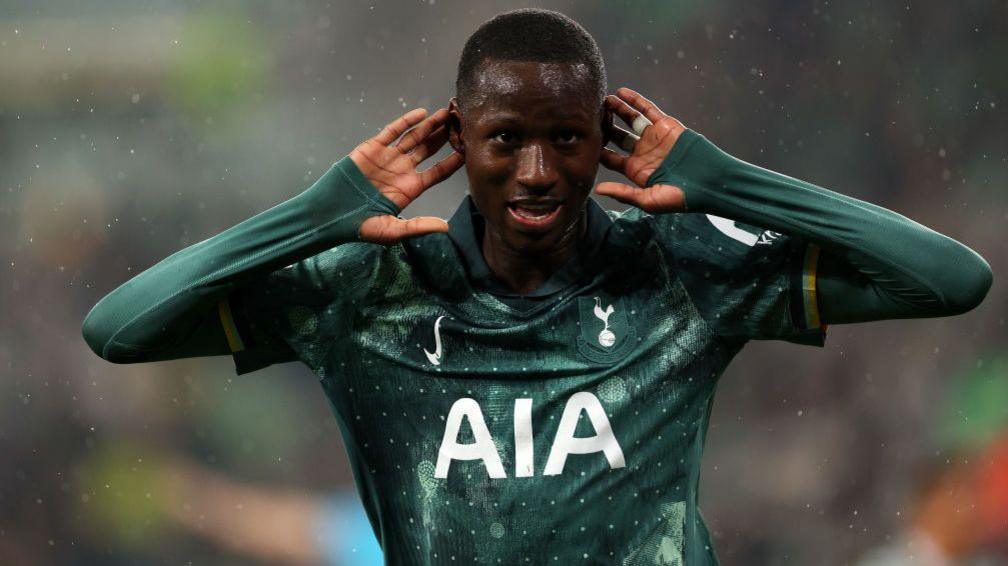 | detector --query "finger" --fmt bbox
[374,108,428,145]
[631,115,651,137]
[410,125,449,164]
[360,215,449,244]
[418,151,465,188]
[604,122,638,153]
[605,95,645,133]
[620,128,640,152]
[599,148,628,173]
[616,87,669,124]
[396,108,449,153]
